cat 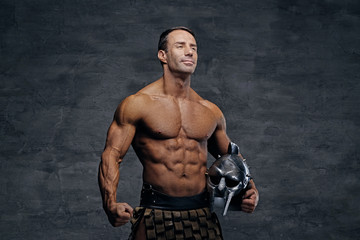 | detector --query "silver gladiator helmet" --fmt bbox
[207,145,251,216]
